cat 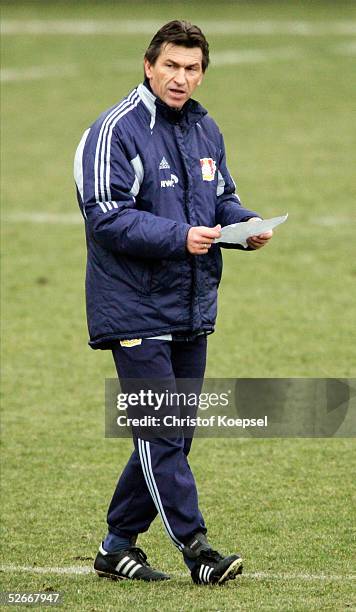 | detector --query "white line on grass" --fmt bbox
[1,20,356,36]
[4,213,83,225]
[0,564,355,581]
[1,47,302,84]
[311,216,355,227]
[3,40,353,83]
[250,571,356,581]
[333,41,356,55]
[212,47,302,66]
[0,65,77,82]
[113,48,303,70]
[0,565,92,575]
